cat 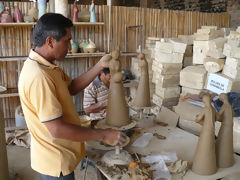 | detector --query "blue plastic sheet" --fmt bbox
[213,92,240,117]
